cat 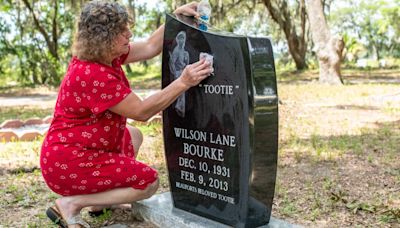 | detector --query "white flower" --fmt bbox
[78,186,86,190]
